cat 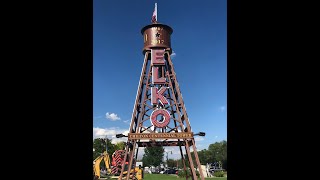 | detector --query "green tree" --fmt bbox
[177,158,185,169]
[197,149,208,164]
[182,152,202,168]
[167,159,177,168]
[183,153,193,168]
[114,141,126,151]
[177,140,227,170]
[142,146,164,167]
[93,138,116,161]
[207,140,227,170]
